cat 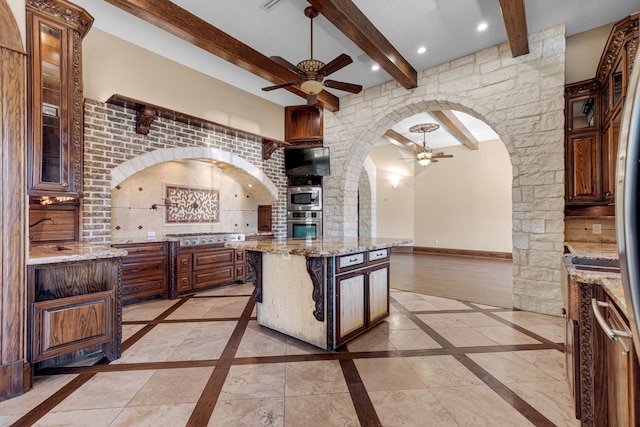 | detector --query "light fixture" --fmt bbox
[417,46,427,54]
[390,177,400,188]
[410,123,440,167]
[371,64,380,71]
[300,79,323,95]
[477,22,488,31]
[416,151,432,166]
